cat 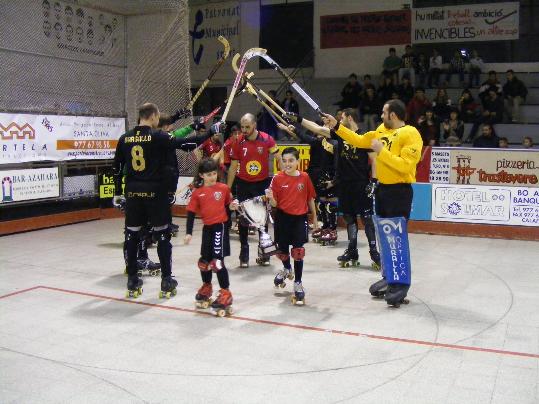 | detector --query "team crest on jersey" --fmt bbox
[246,160,262,175]
[297,183,304,191]
[214,191,222,201]
[257,146,264,154]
